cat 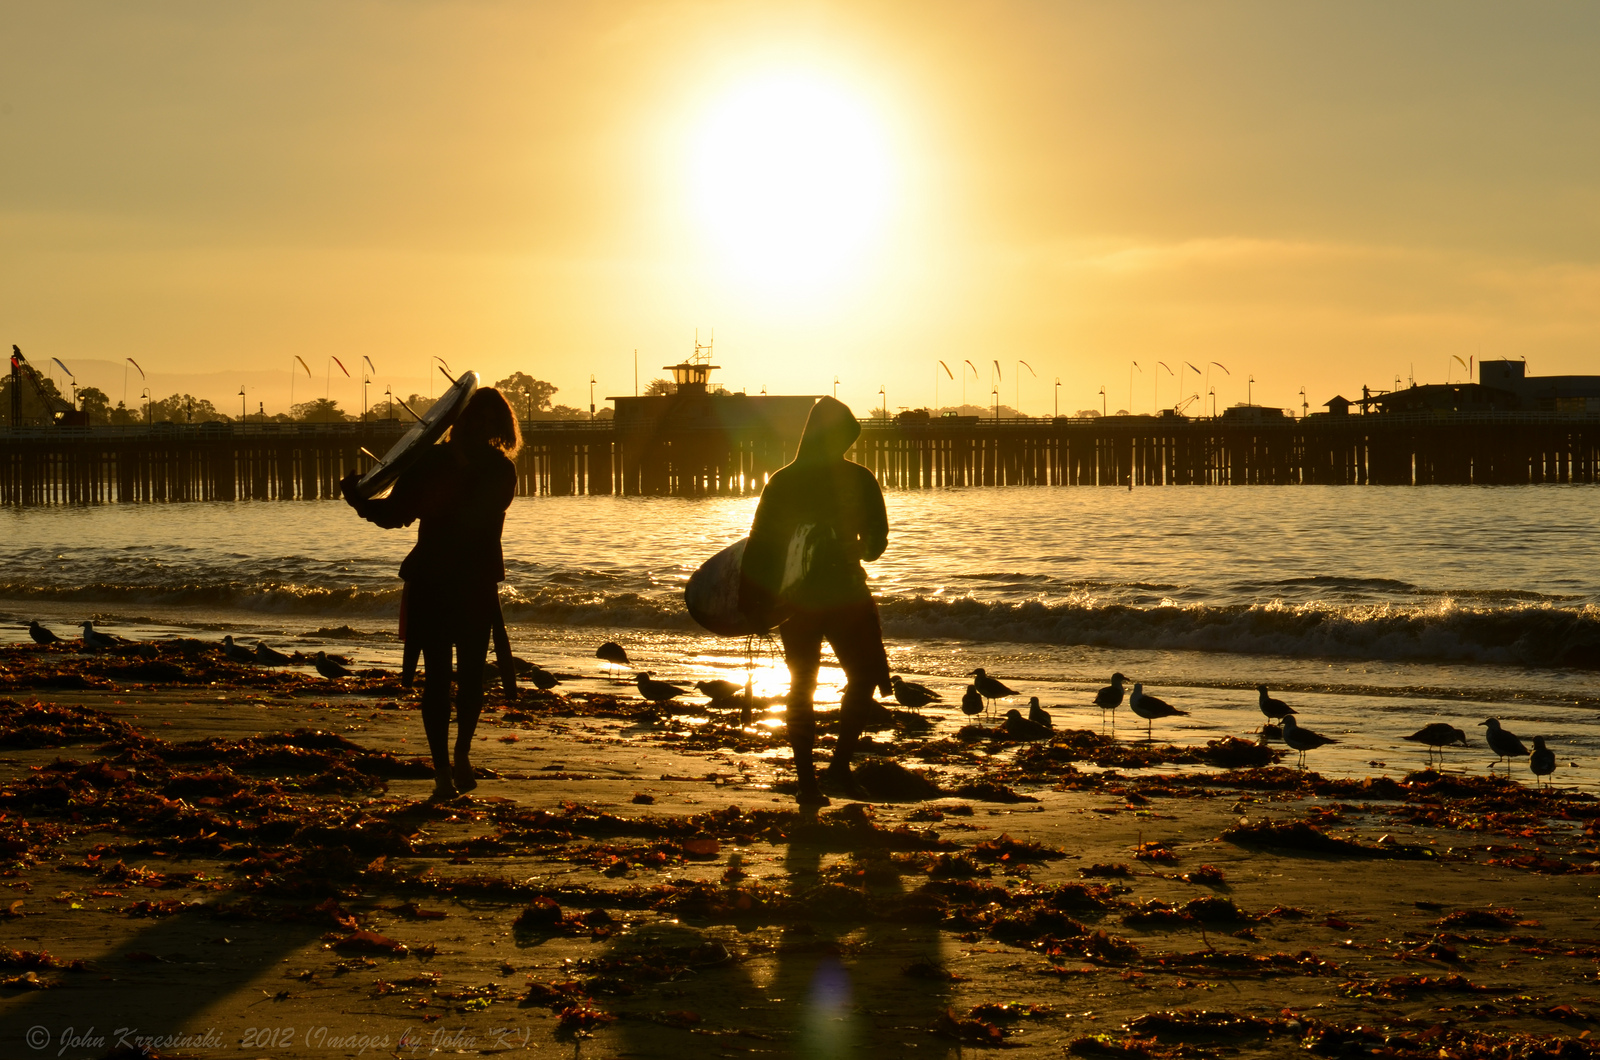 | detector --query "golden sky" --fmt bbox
[3,2,1598,417]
